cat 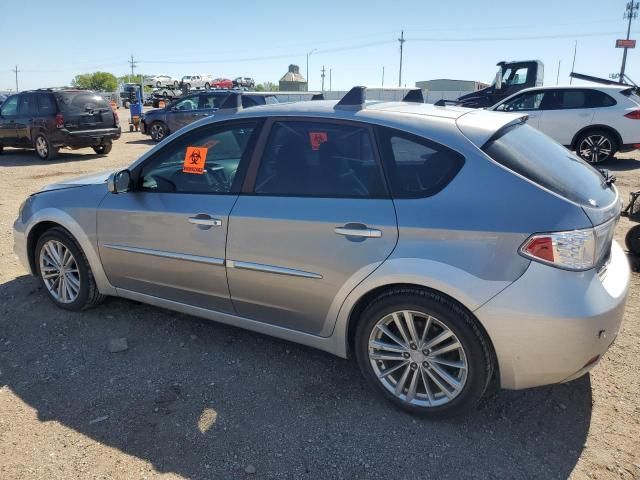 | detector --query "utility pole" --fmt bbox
[570,40,578,84]
[556,60,561,85]
[321,65,326,92]
[12,65,19,92]
[329,68,332,91]
[398,30,405,87]
[128,54,137,82]
[306,48,317,91]
[620,1,639,83]
[382,66,385,87]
